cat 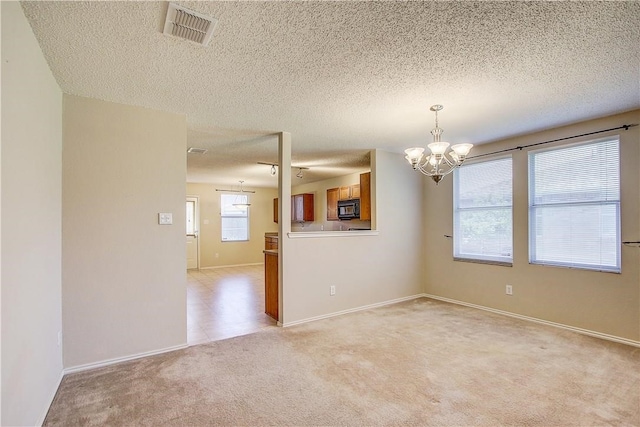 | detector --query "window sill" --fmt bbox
[454,257,513,267]
[530,261,620,274]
